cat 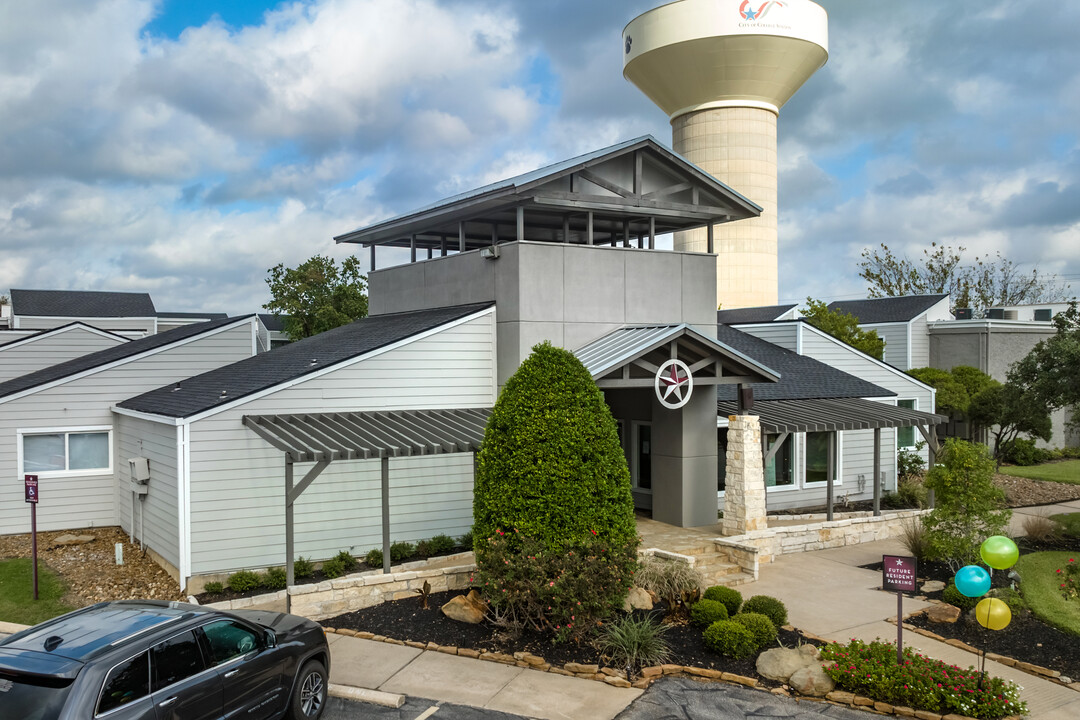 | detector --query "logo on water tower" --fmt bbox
[655,359,694,410]
[740,1,786,21]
